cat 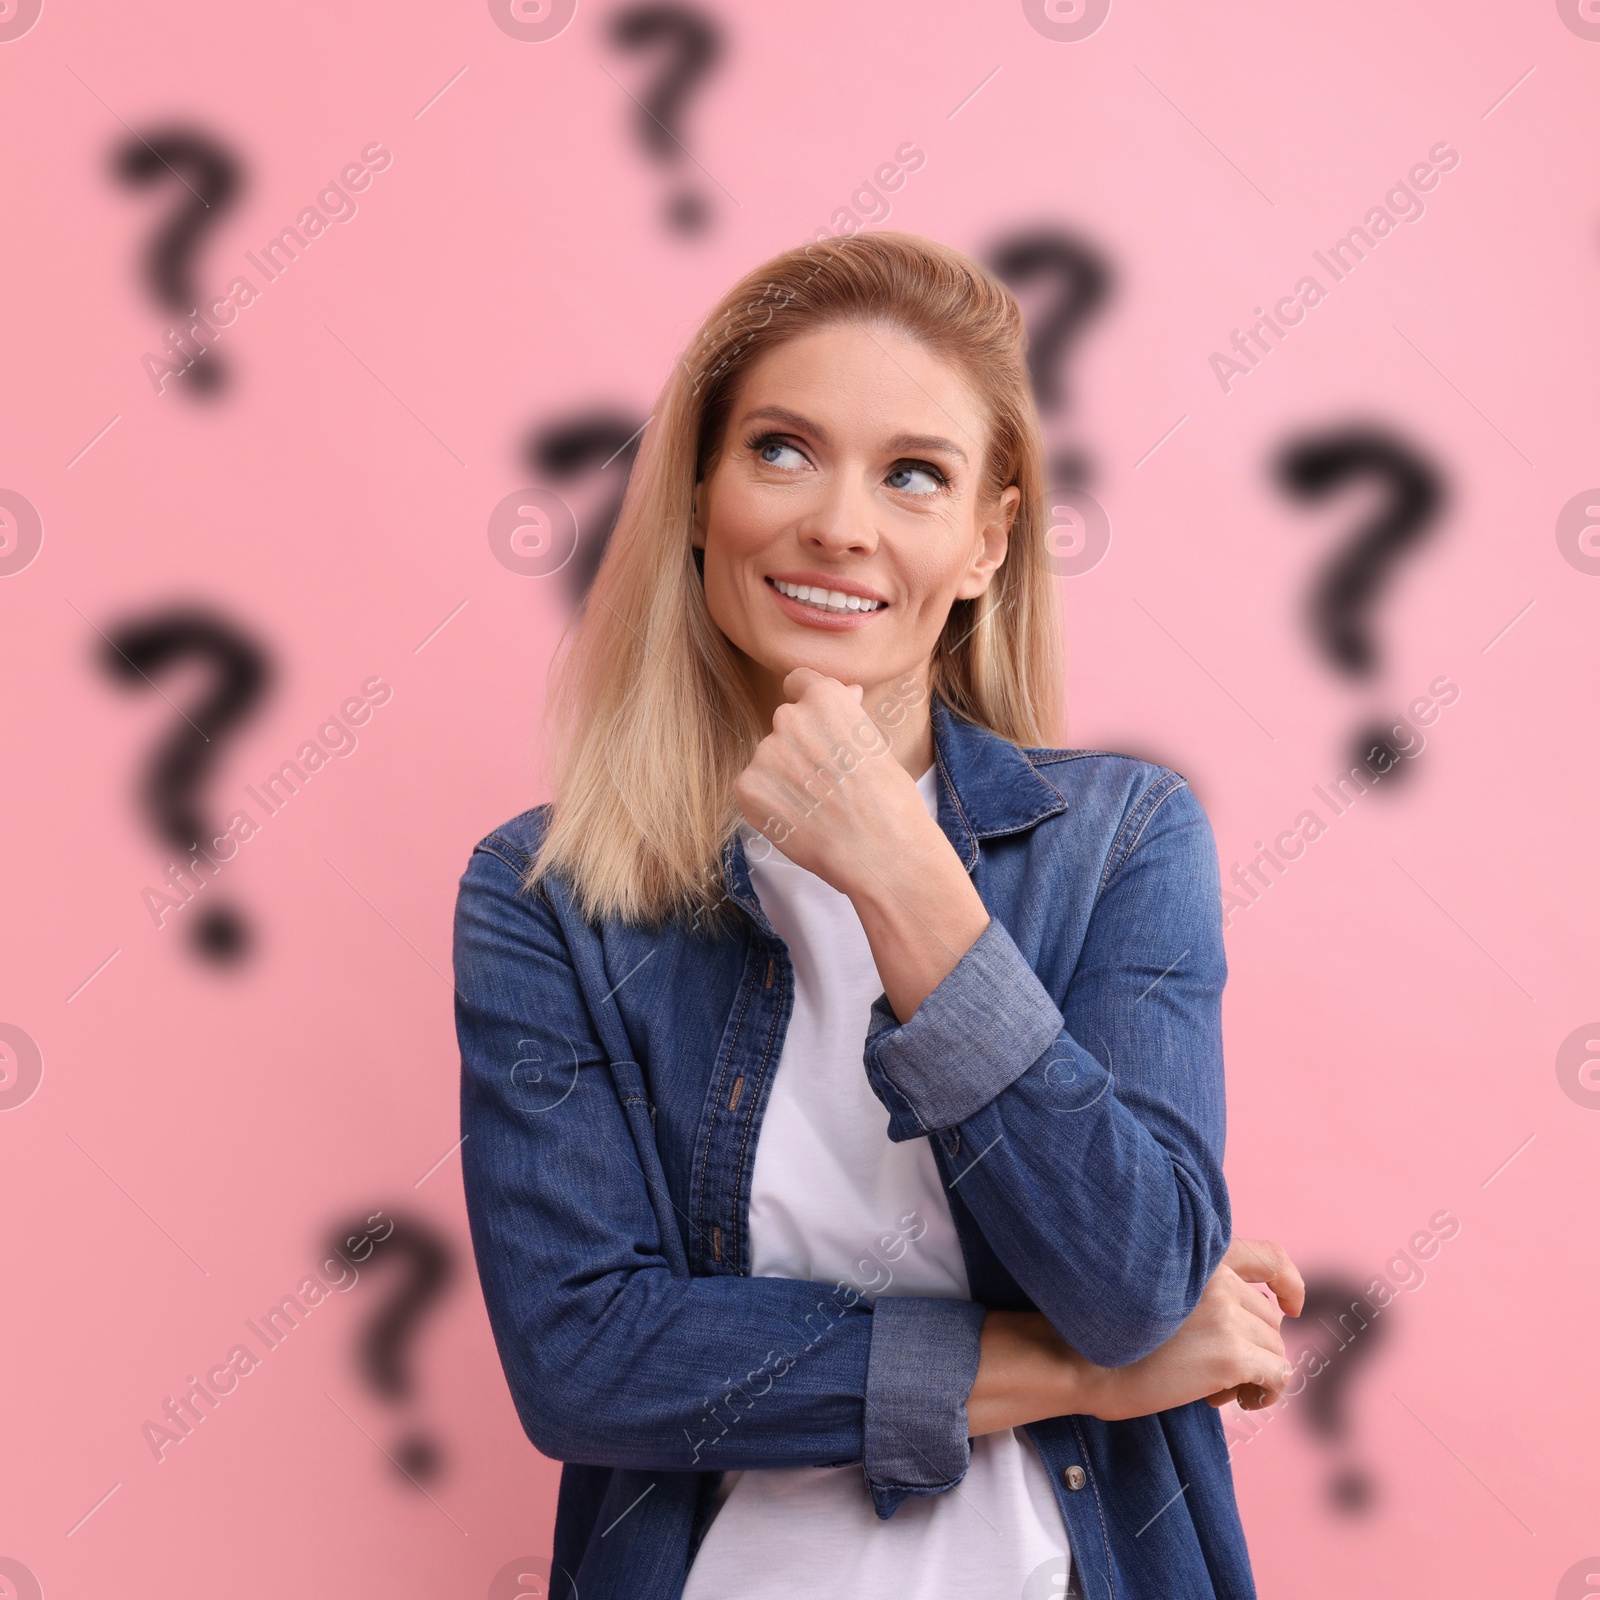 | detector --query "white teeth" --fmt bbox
[773,579,883,614]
